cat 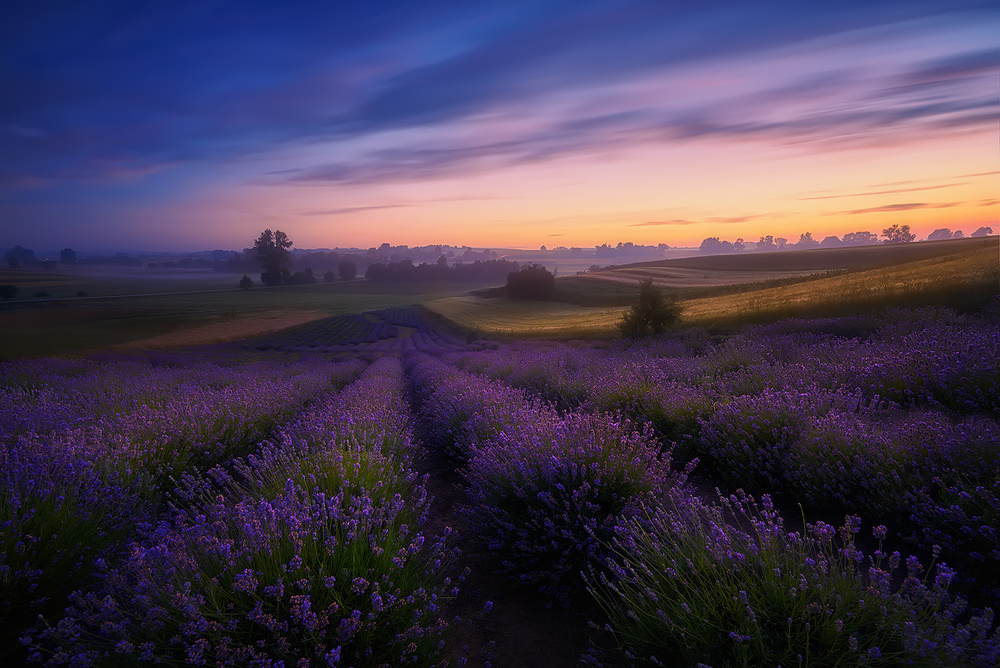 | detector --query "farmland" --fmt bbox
[428,236,998,336]
[2,240,999,666]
